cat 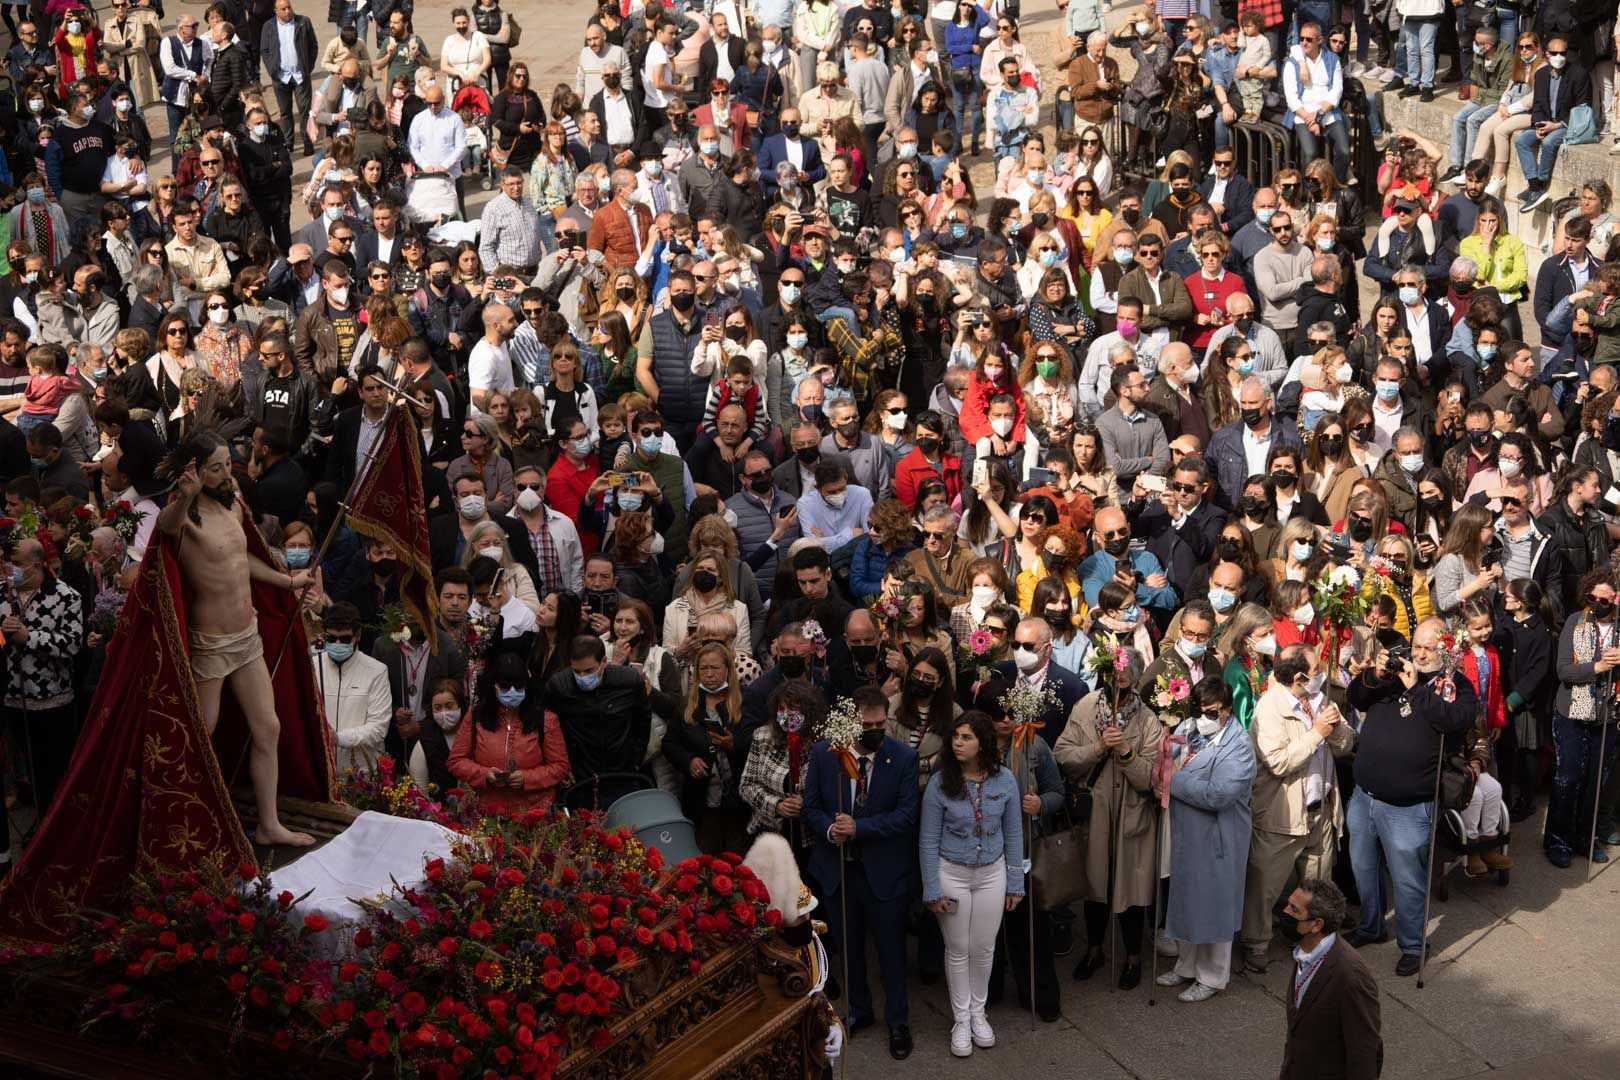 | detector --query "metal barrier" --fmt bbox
[1231,120,1293,192]
[1340,77,1382,191]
